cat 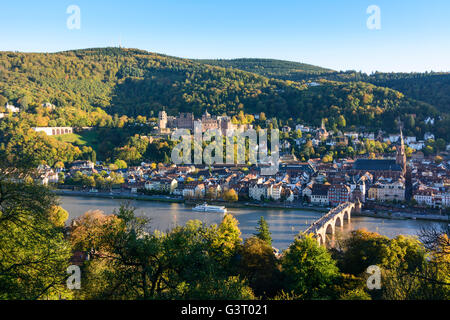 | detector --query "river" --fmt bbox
[60,196,445,250]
